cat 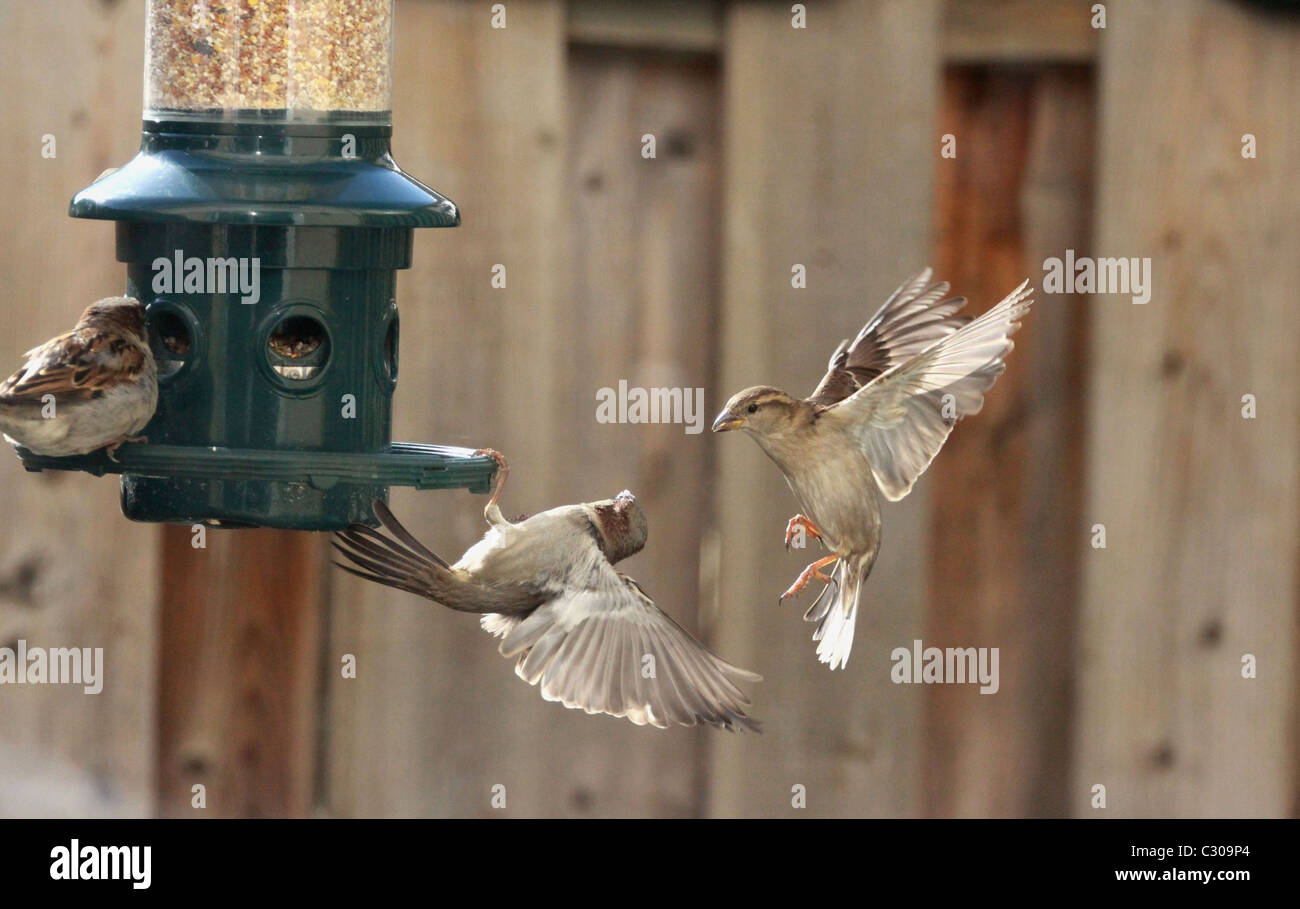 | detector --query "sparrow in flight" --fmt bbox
[712,268,1032,670]
[333,451,761,730]
[0,297,157,459]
